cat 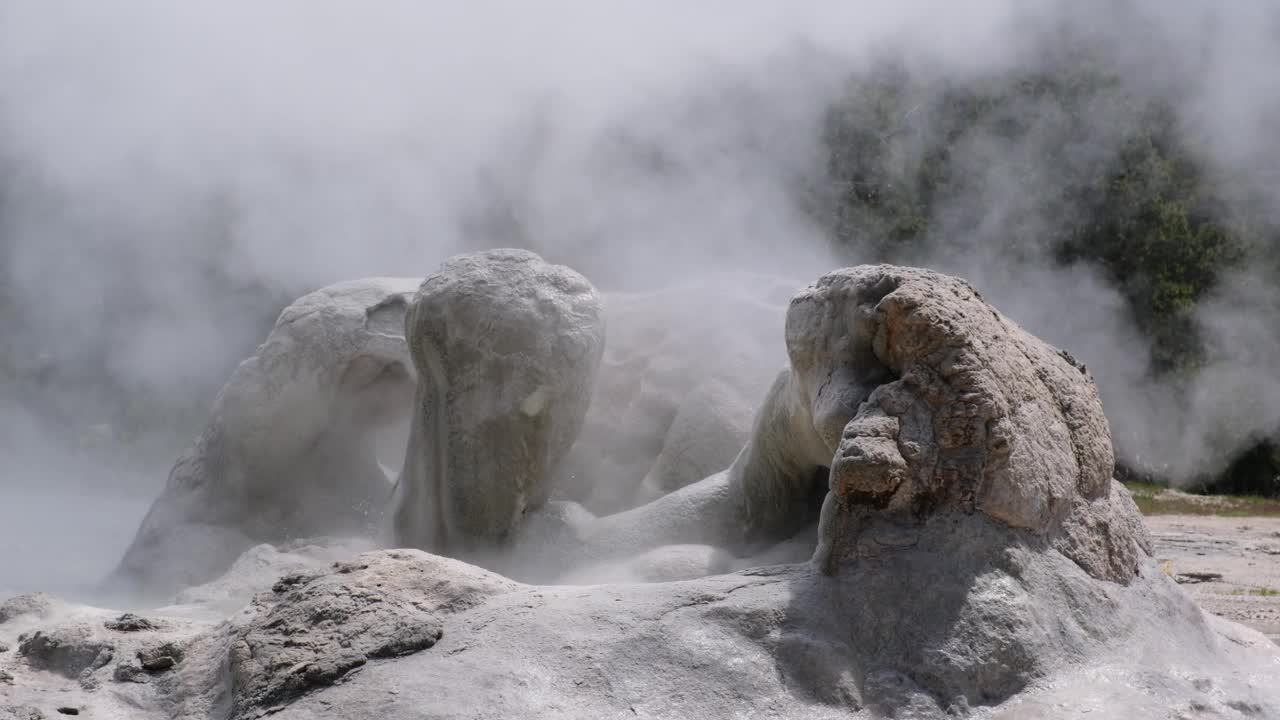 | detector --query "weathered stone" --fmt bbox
[227,550,511,717]
[17,626,113,678]
[112,662,149,683]
[792,266,1148,582]
[392,249,605,555]
[138,641,183,672]
[109,278,420,597]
